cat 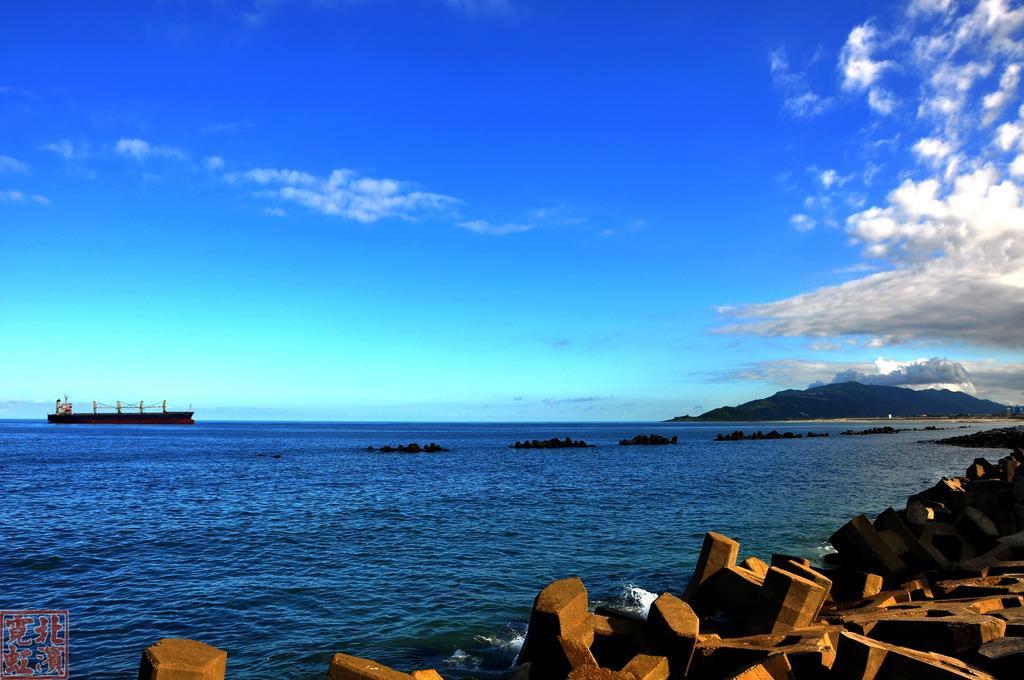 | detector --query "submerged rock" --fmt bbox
[714,430,803,441]
[513,437,595,449]
[841,426,901,435]
[618,434,677,446]
[366,442,449,453]
[936,426,1024,449]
